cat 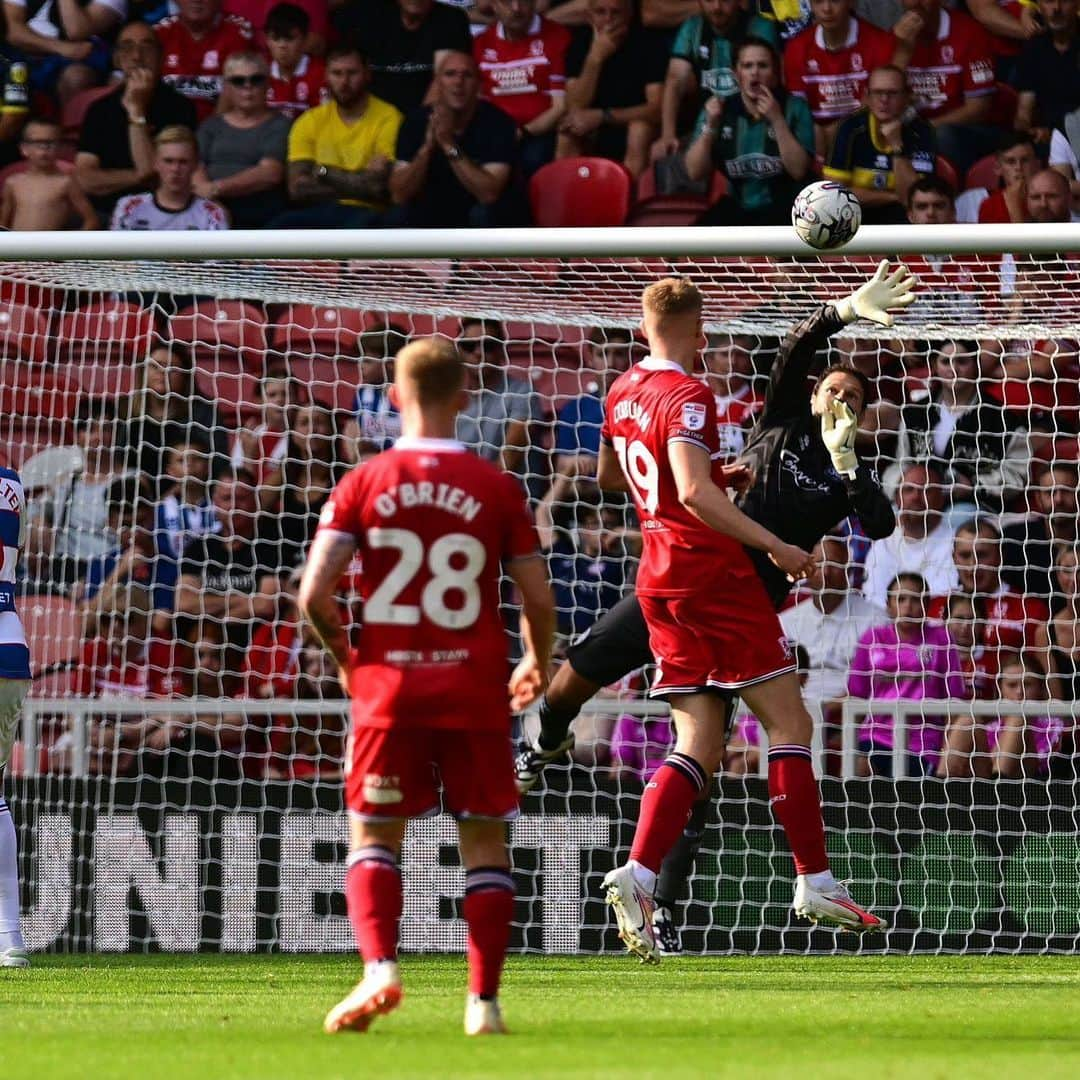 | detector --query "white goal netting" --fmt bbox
[4,227,1080,955]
